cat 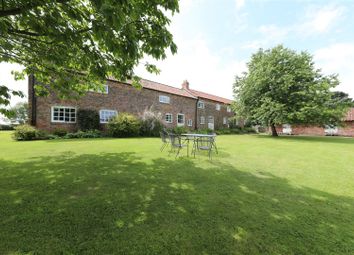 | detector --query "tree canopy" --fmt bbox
[5,101,28,124]
[0,0,179,116]
[331,91,354,107]
[233,45,349,136]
